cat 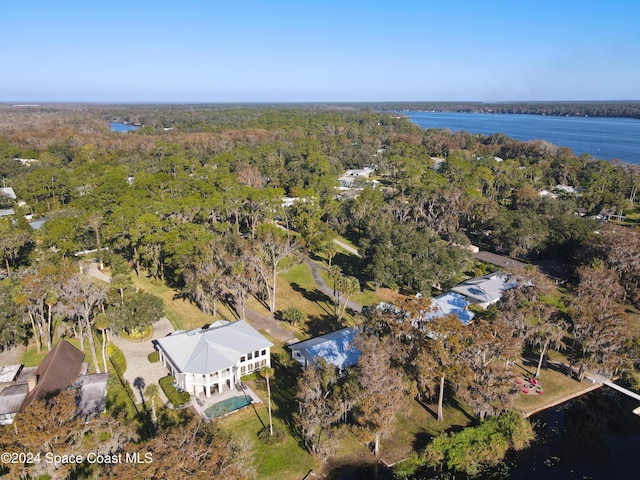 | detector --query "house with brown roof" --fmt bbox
[0,340,108,424]
[18,340,85,412]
